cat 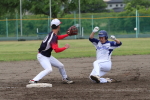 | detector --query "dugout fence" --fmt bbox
[0,12,150,41]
